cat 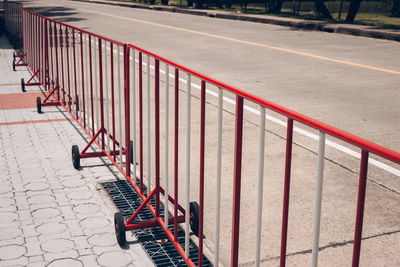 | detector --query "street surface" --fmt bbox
[25,0,400,152]
[12,0,400,266]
